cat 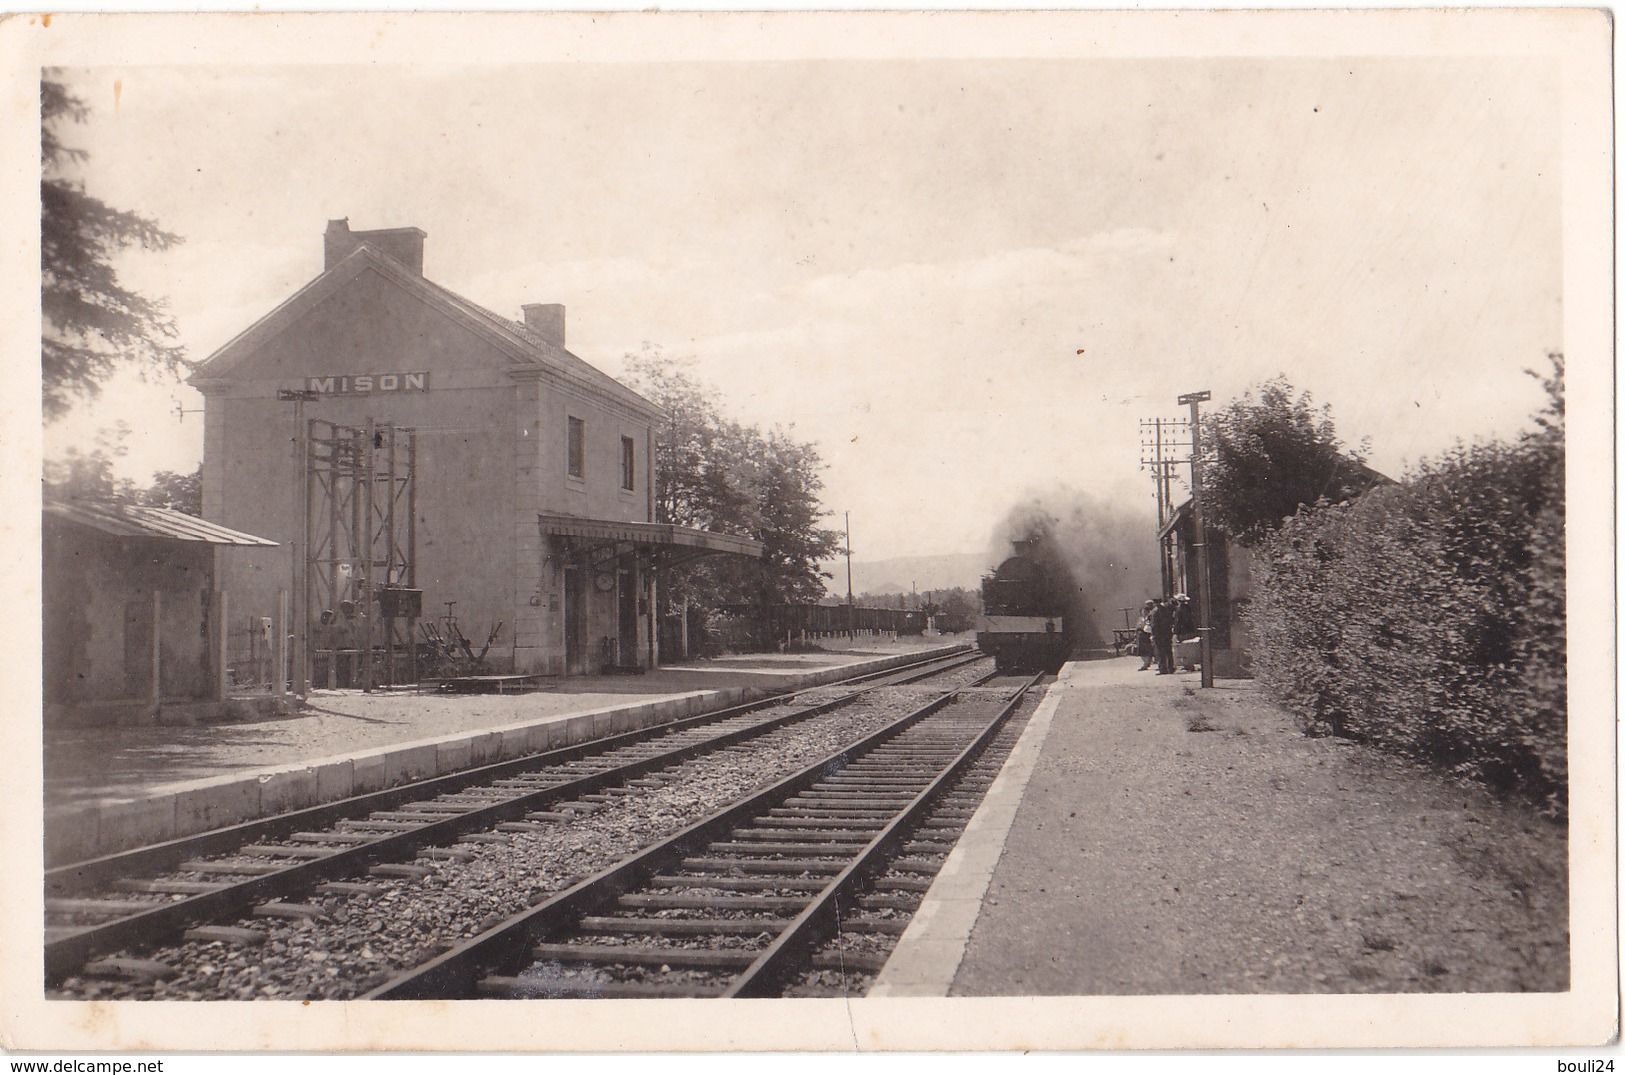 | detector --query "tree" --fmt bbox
[1201,376,1377,545]
[41,422,202,515]
[933,588,981,634]
[621,347,843,623]
[623,346,752,537]
[137,465,203,516]
[729,425,843,604]
[42,422,136,502]
[42,76,187,421]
